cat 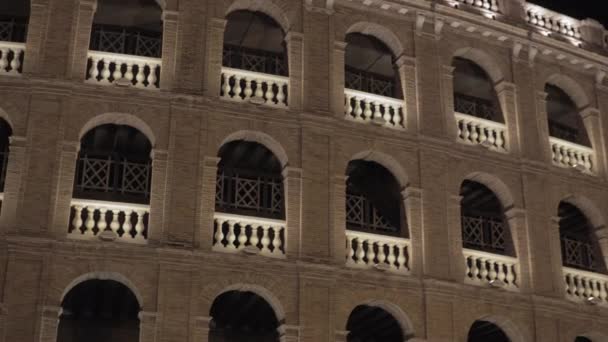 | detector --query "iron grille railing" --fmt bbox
[548,120,580,144]
[561,237,598,272]
[74,155,151,202]
[0,150,7,192]
[346,193,397,234]
[215,168,285,219]
[345,66,397,98]
[461,215,506,253]
[0,17,28,43]
[222,44,288,76]
[89,24,162,58]
[454,93,499,121]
